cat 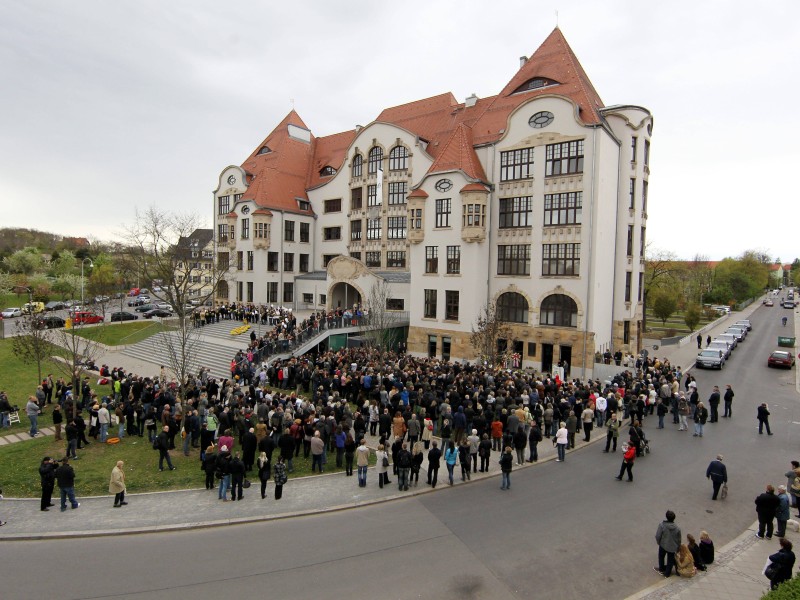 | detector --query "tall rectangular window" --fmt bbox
[445,291,459,321]
[627,225,634,256]
[644,139,651,167]
[284,220,295,242]
[425,246,438,274]
[247,251,254,271]
[625,271,632,302]
[324,199,342,213]
[500,147,534,181]
[497,245,531,275]
[640,227,646,257]
[236,251,243,271]
[323,254,339,267]
[366,218,381,240]
[629,178,636,209]
[637,273,644,302]
[498,196,532,228]
[542,243,580,276]
[217,252,229,270]
[435,198,451,228]
[386,251,406,268]
[623,320,630,345]
[350,219,362,241]
[217,224,228,242]
[255,222,269,239]
[218,195,230,215]
[424,289,437,319]
[299,254,309,273]
[388,146,408,171]
[446,245,461,274]
[300,222,309,243]
[387,216,406,239]
[267,252,278,272]
[247,281,253,302]
[543,192,582,226]
[388,181,407,205]
[463,203,485,227]
[351,187,363,210]
[367,184,379,207]
[366,251,381,268]
[237,281,243,302]
[352,155,362,178]
[410,208,422,230]
[266,282,278,303]
[642,181,649,214]
[283,253,294,272]
[545,140,584,176]
[427,335,437,357]
[283,282,293,303]
[241,218,250,240]
[631,137,638,162]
